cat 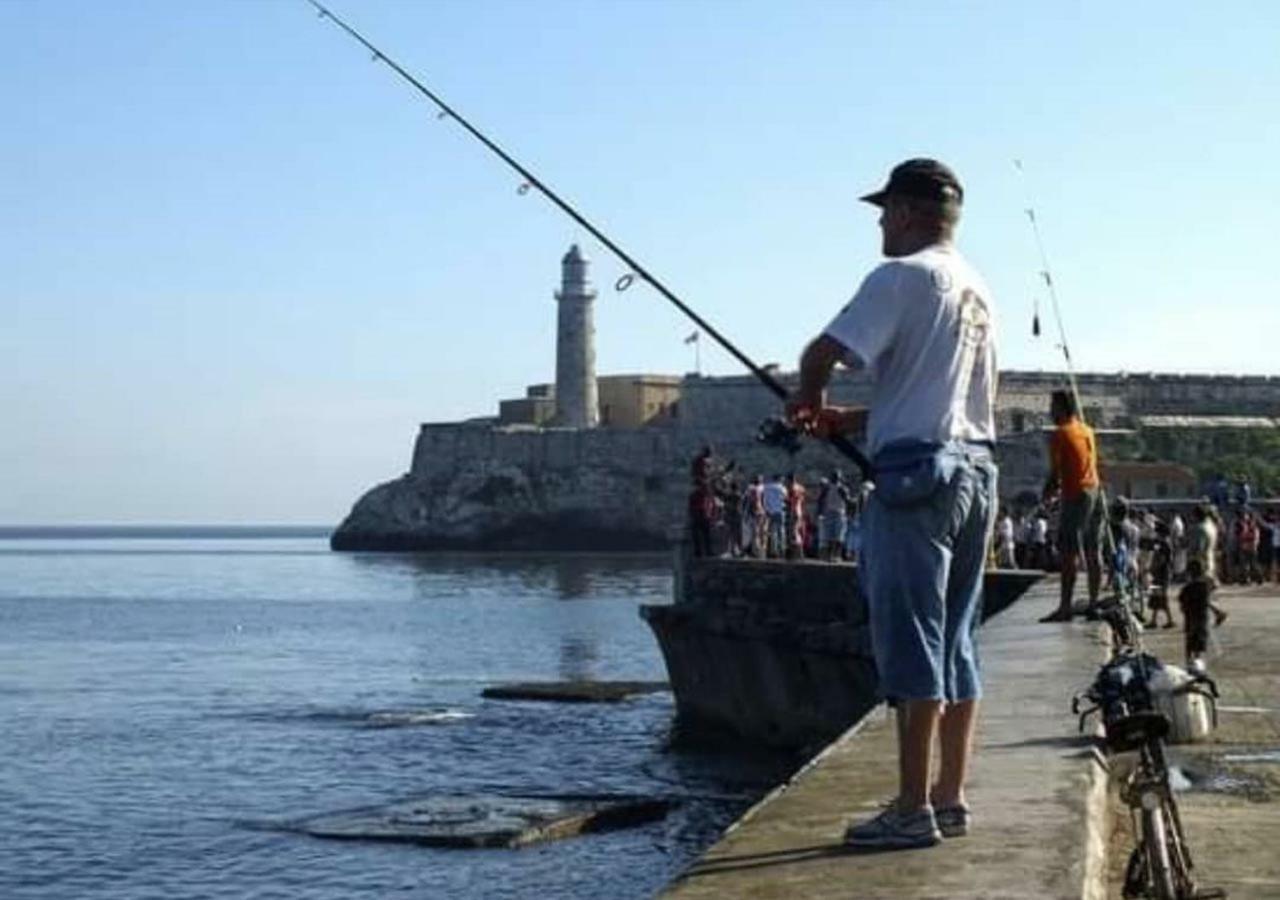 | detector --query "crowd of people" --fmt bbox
[686,445,870,562]
[994,493,1280,588]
